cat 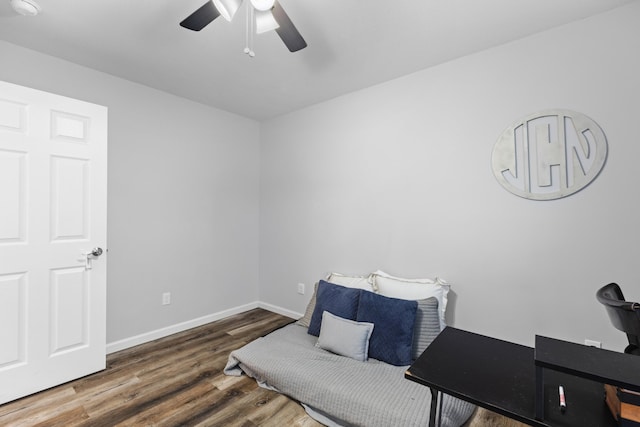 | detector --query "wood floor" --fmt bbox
[0,308,524,427]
